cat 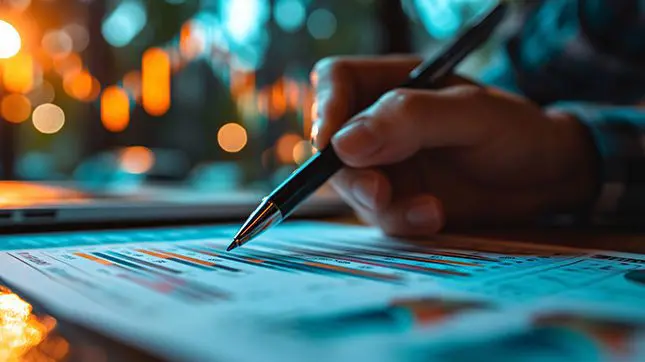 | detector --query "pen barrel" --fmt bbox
[268,145,344,217]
